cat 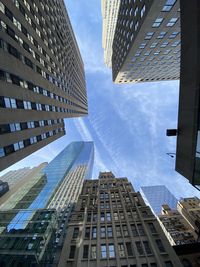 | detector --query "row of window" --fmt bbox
[69,239,168,260]
[0,118,63,135]
[0,66,85,111]
[0,127,64,158]
[0,4,86,107]
[0,96,82,115]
